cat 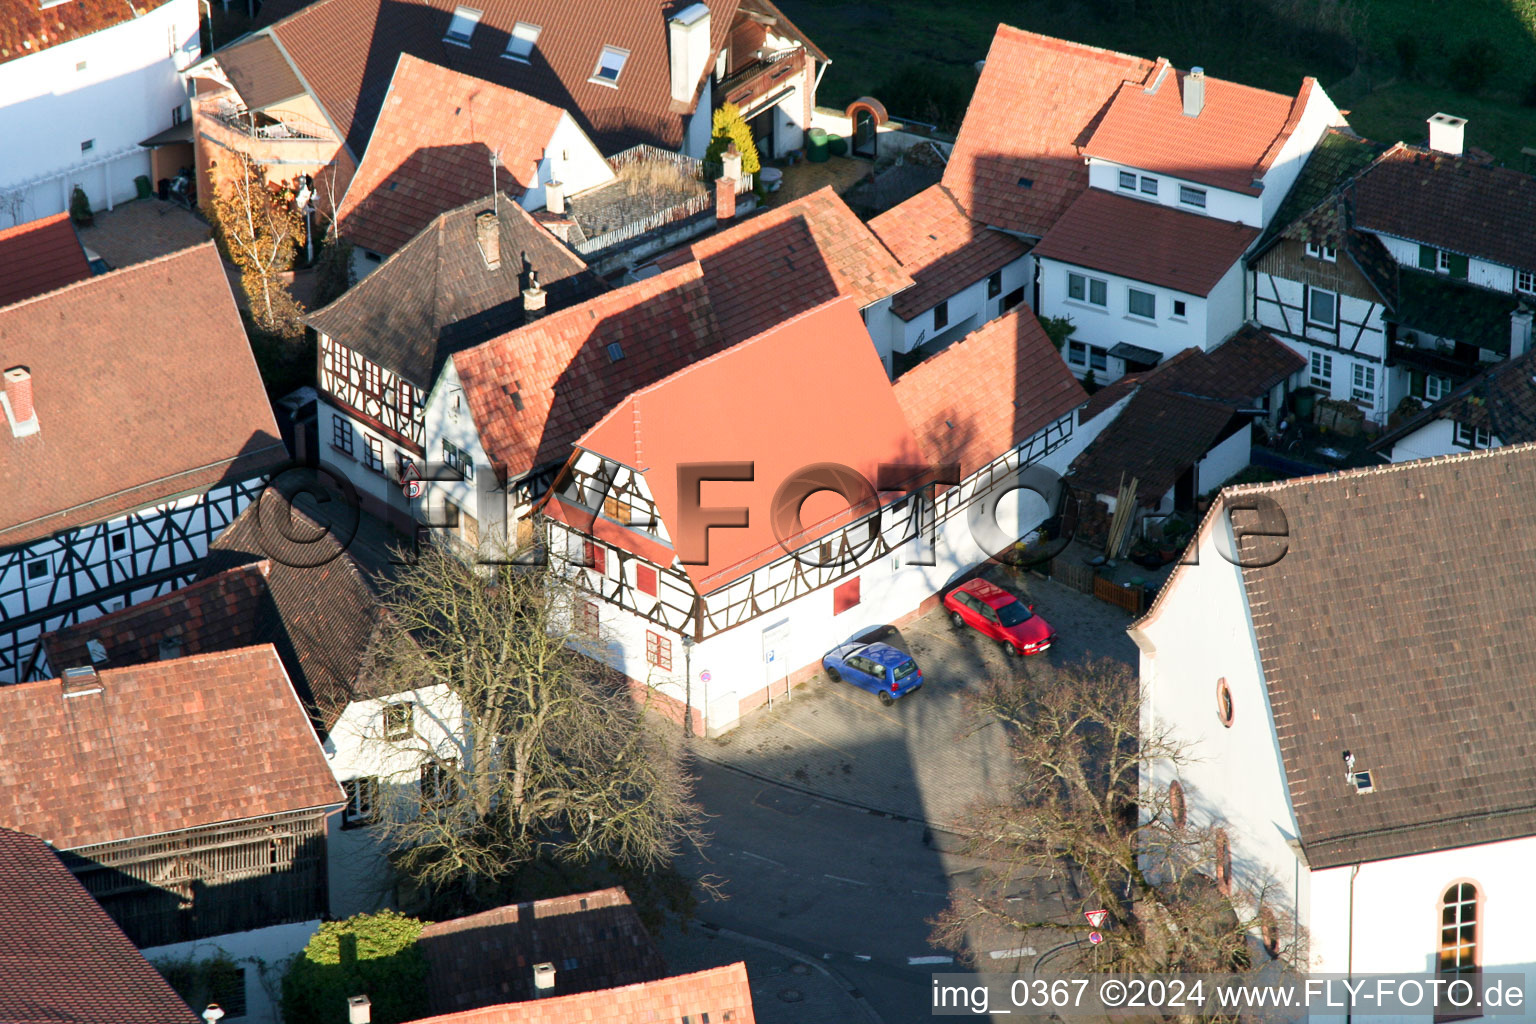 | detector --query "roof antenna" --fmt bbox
[490,147,501,217]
